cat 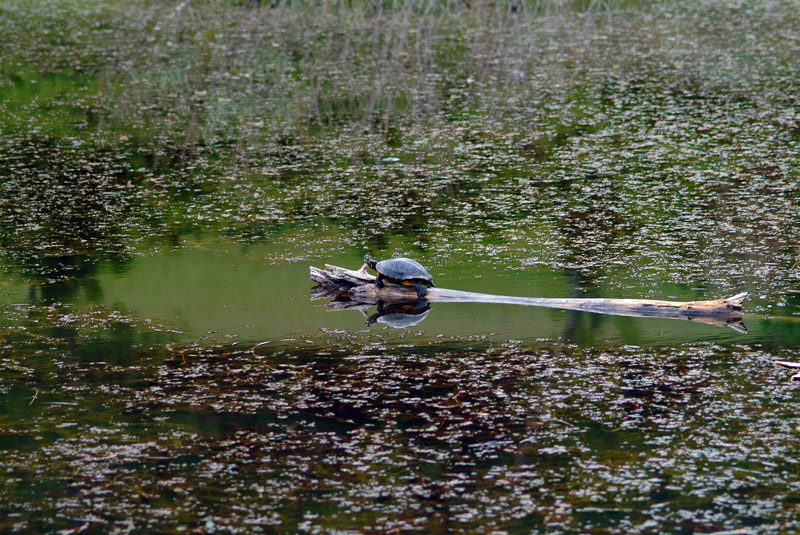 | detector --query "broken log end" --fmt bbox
[724,292,748,310]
